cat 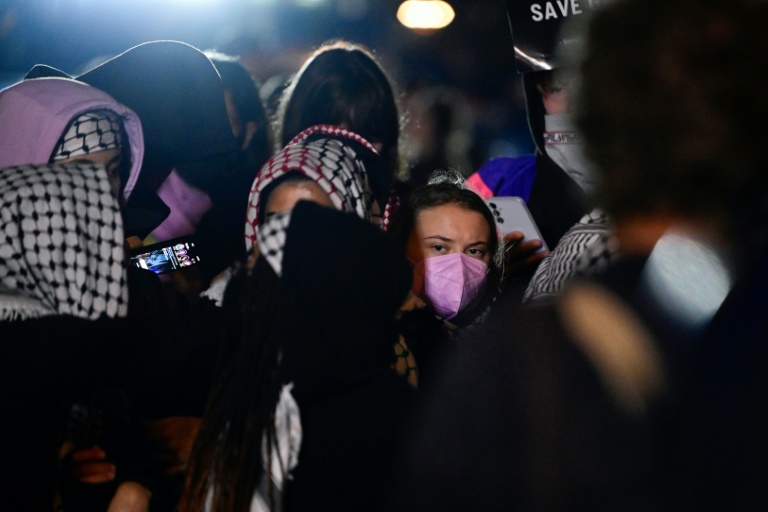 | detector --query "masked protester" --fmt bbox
[179,201,416,512]
[389,170,503,391]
